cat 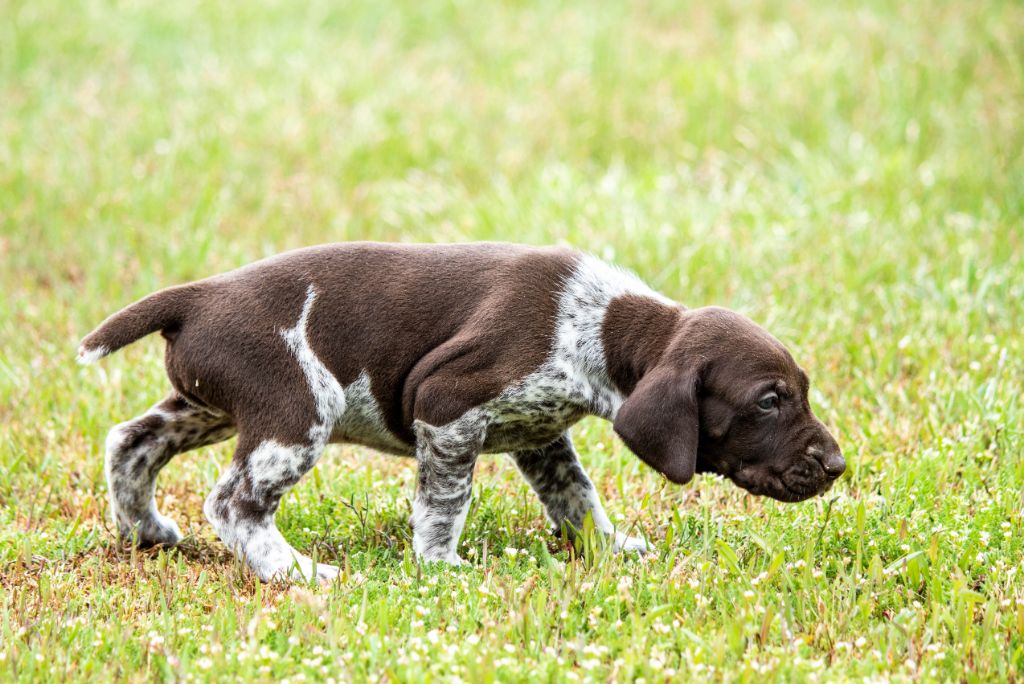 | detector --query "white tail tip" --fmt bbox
[77,344,108,365]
